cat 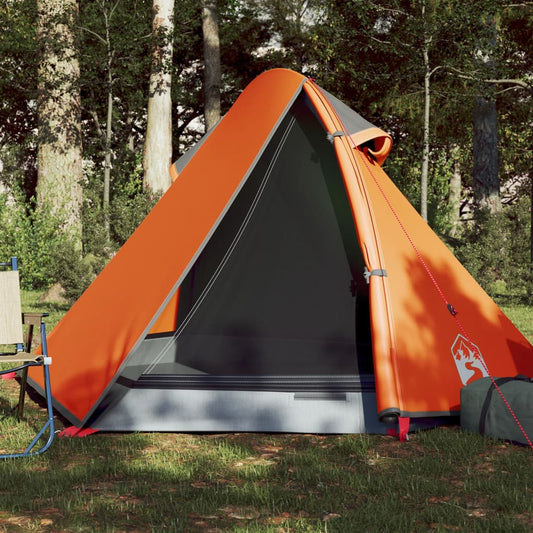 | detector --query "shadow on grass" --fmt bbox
[0,419,532,532]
